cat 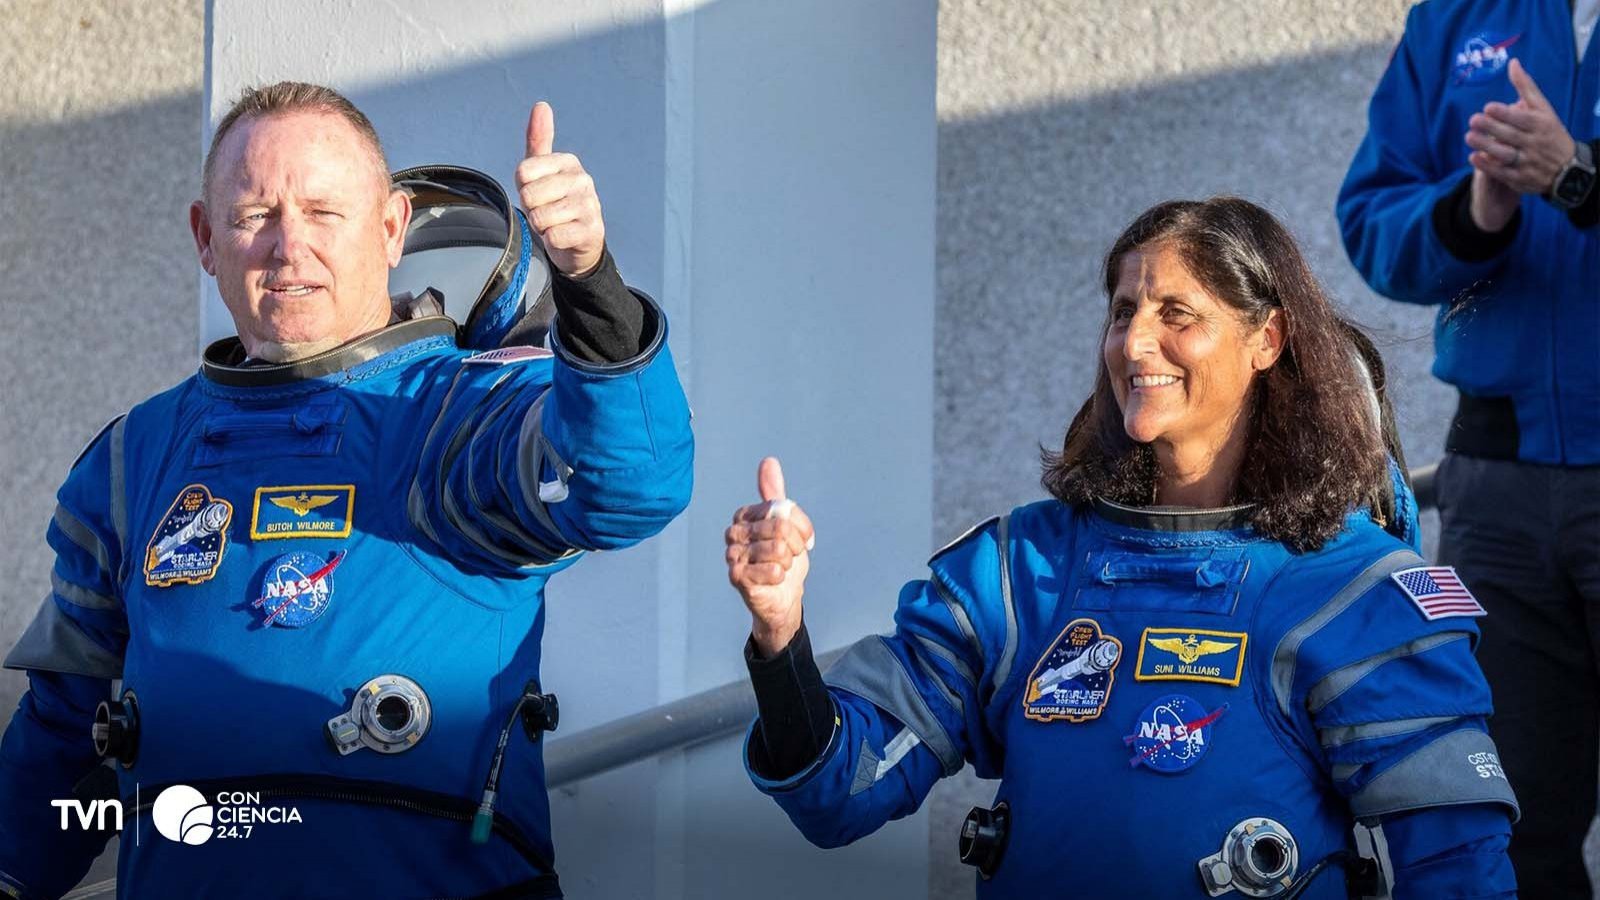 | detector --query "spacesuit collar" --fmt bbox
[1091,497,1256,533]
[201,316,459,387]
